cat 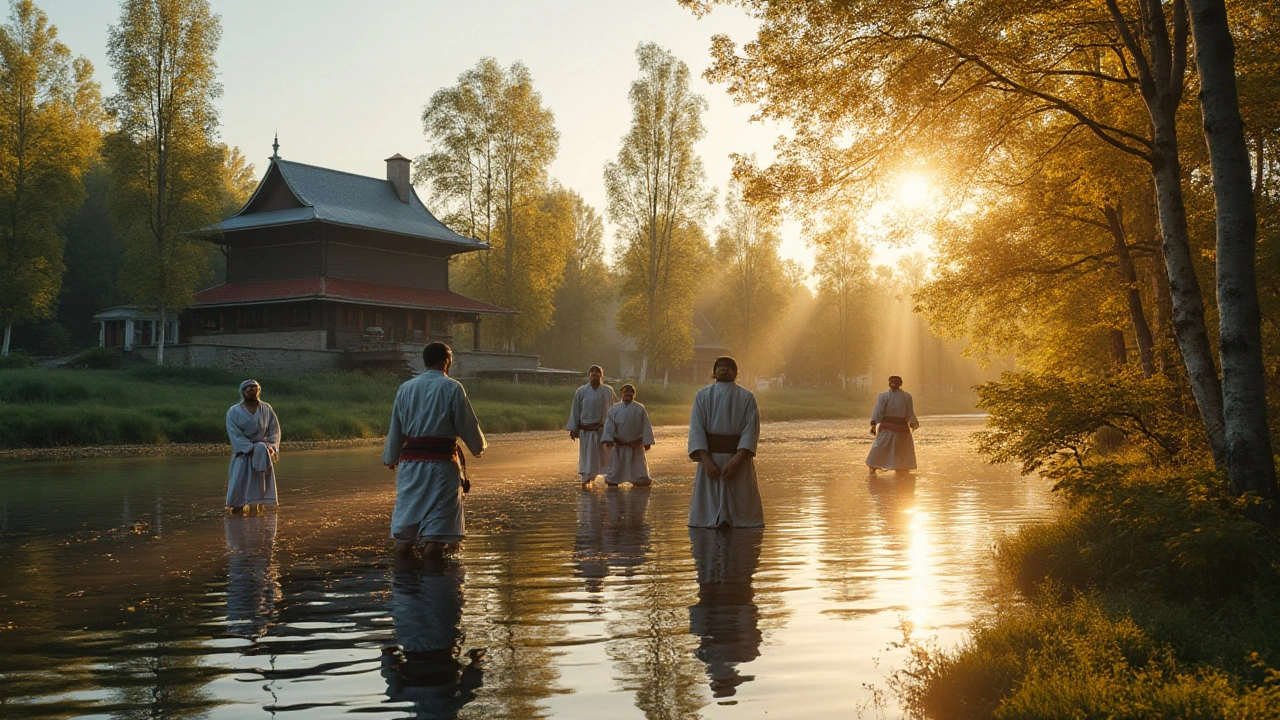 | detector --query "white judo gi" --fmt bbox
[602,400,655,486]
[567,382,616,483]
[687,381,765,528]
[383,370,487,544]
[865,388,919,470]
[226,402,281,508]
